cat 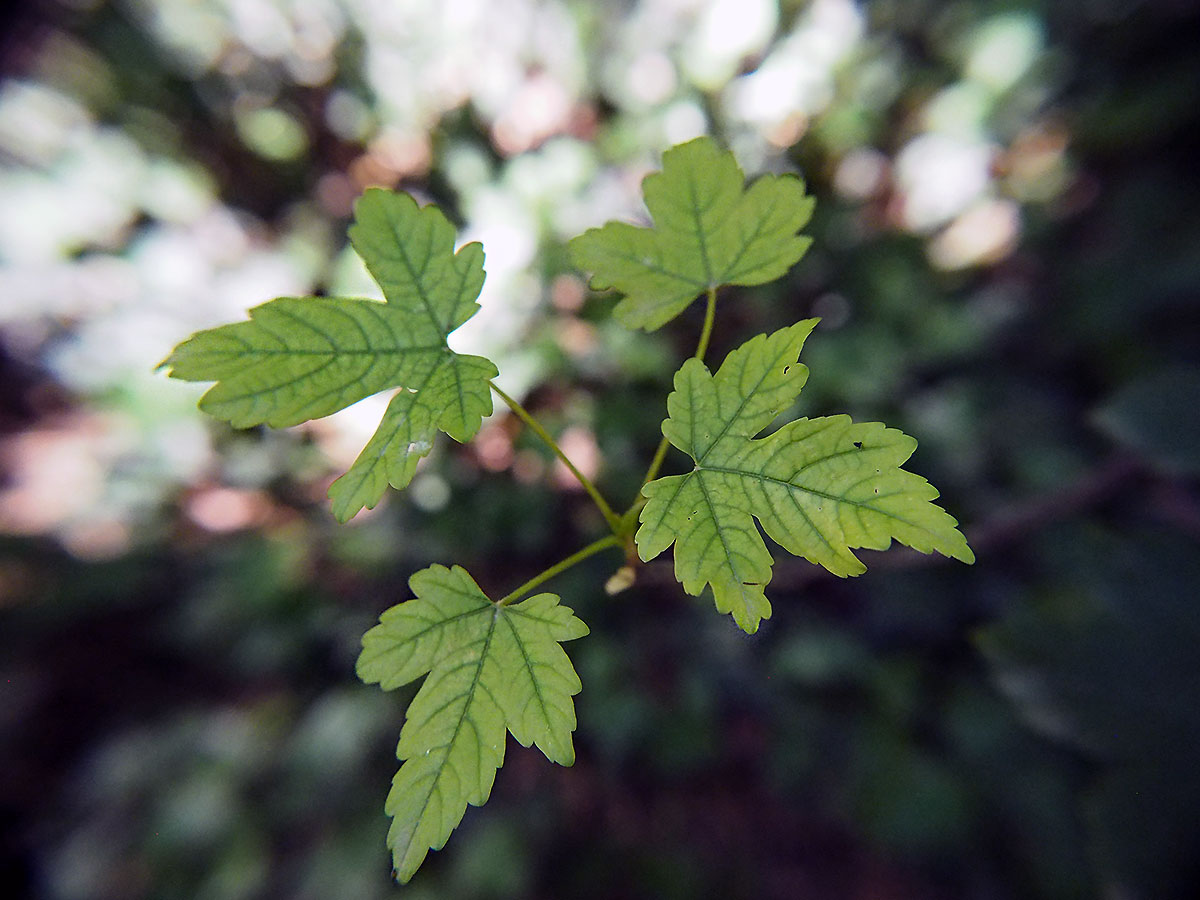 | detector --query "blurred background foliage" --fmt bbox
[2,0,1198,897]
